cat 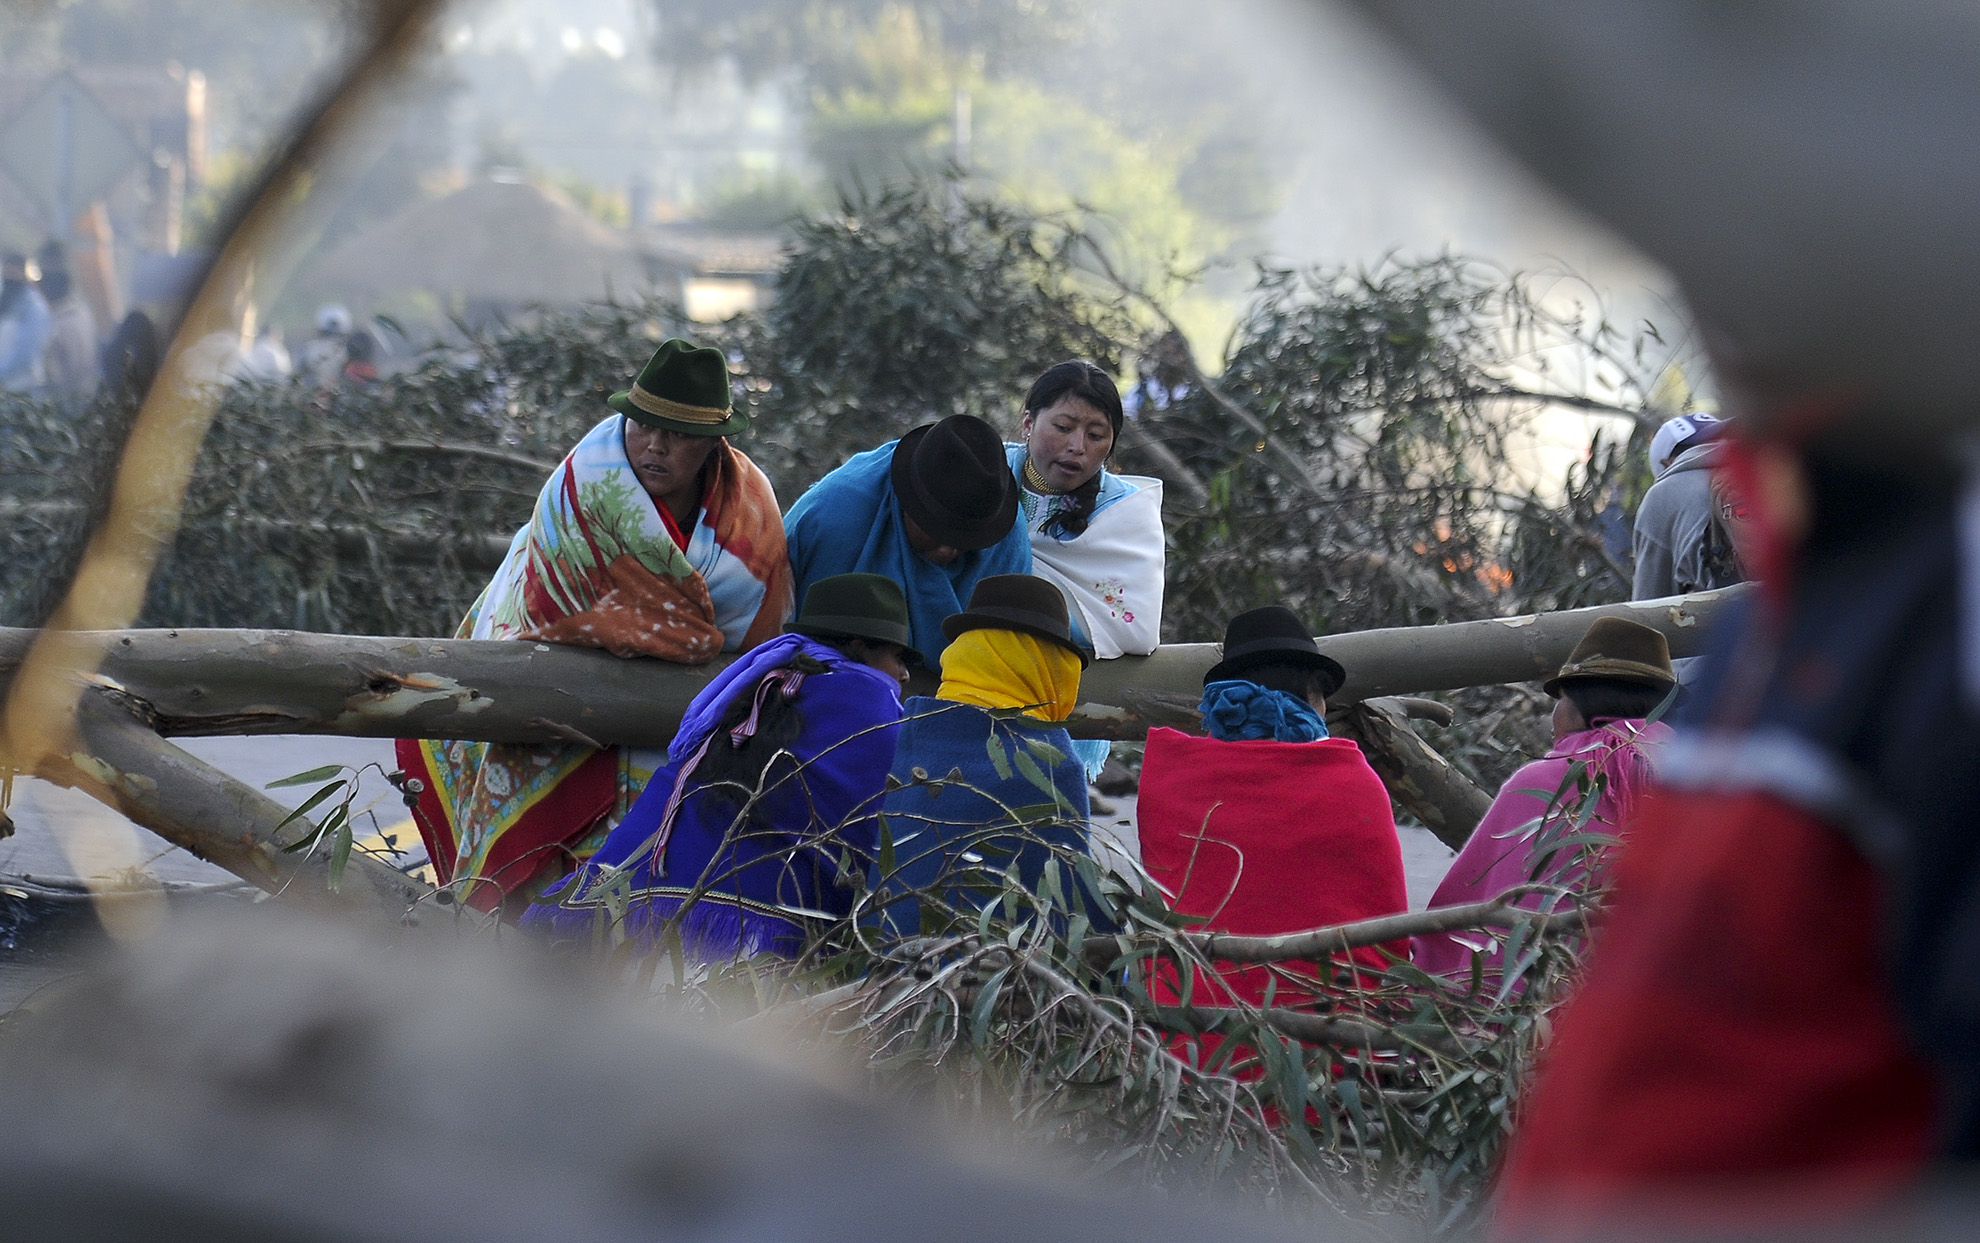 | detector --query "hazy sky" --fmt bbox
[436,0,1669,295]
[419,0,1700,480]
